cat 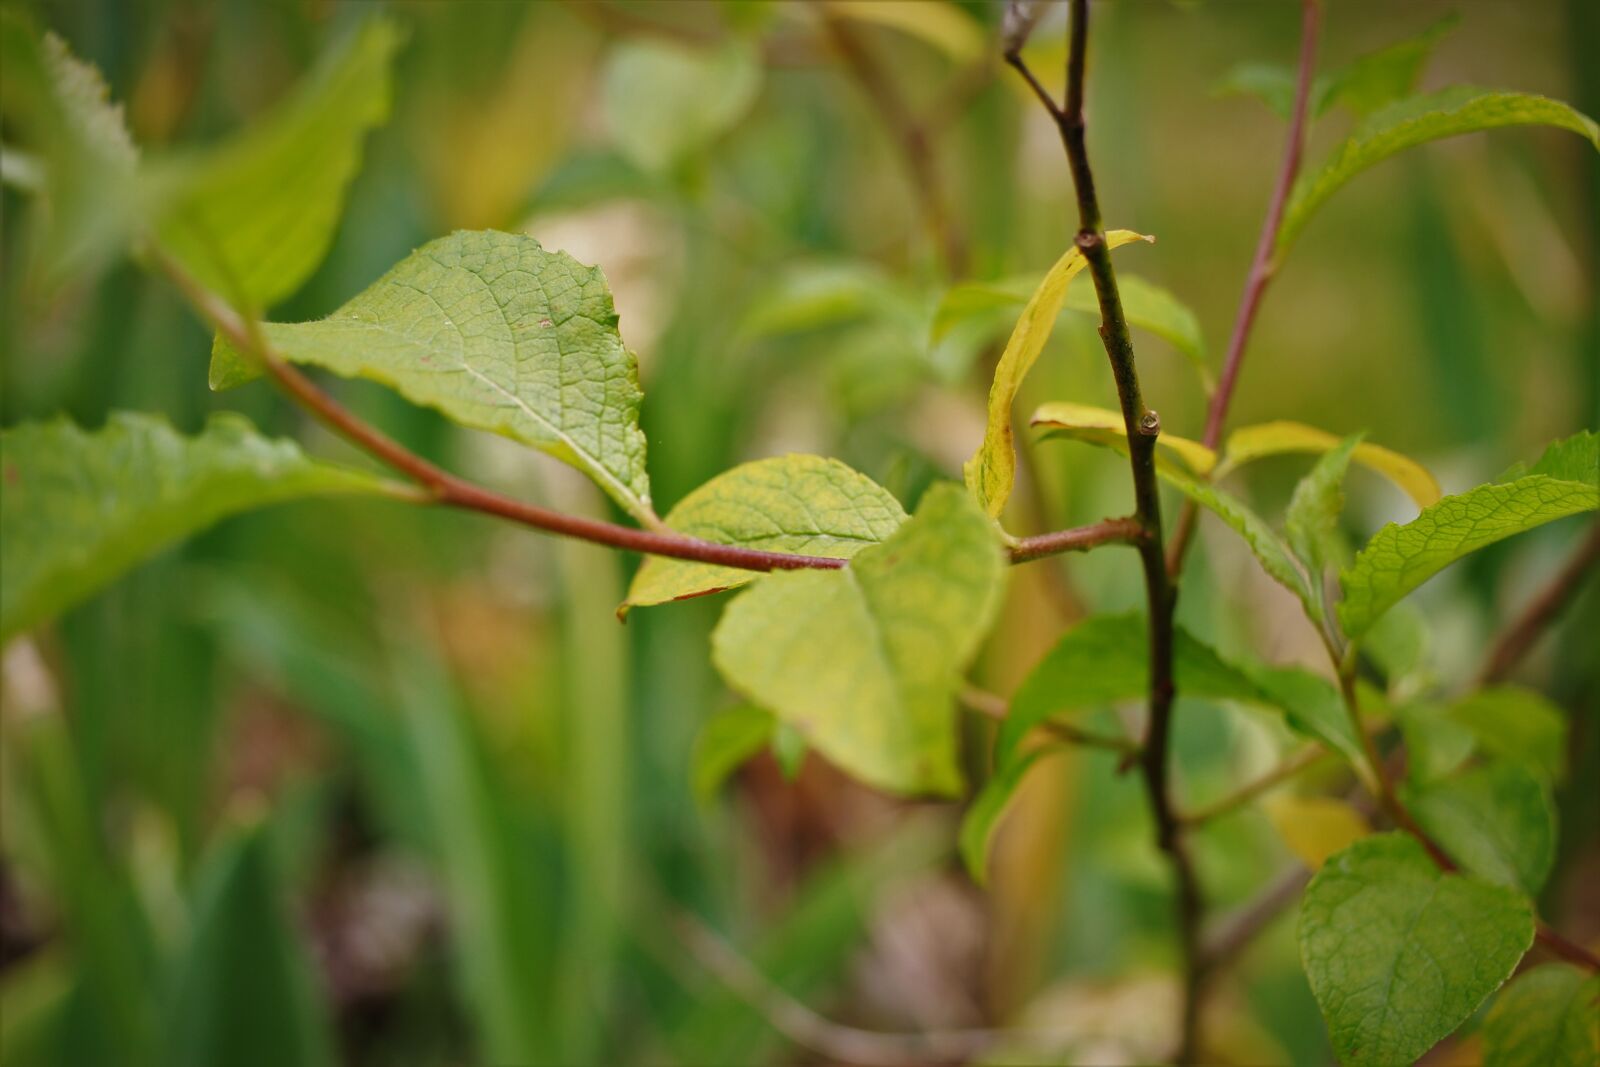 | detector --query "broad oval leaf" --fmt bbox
[1339,434,1598,637]
[212,230,655,522]
[1447,687,1568,787]
[711,484,1004,796]
[1222,420,1440,508]
[1278,87,1600,257]
[1481,965,1600,1067]
[601,39,760,174]
[1298,833,1535,1067]
[1031,401,1217,476]
[0,412,395,641]
[1402,761,1554,895]
[625,455,906,612]
[964,230,1150,519]
[152,18,400,308]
